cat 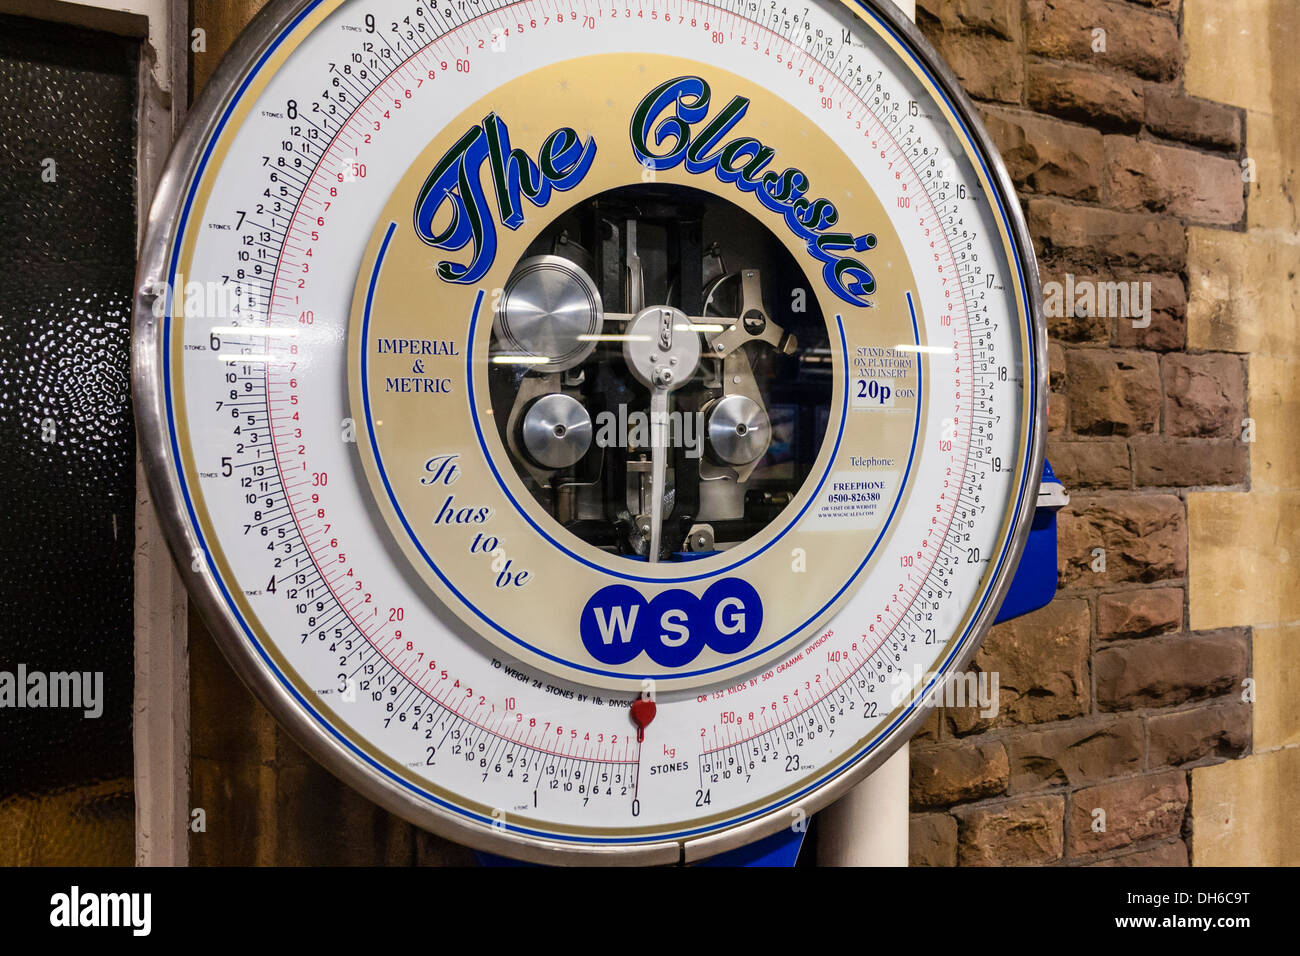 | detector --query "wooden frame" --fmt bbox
[0,0,193,866]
